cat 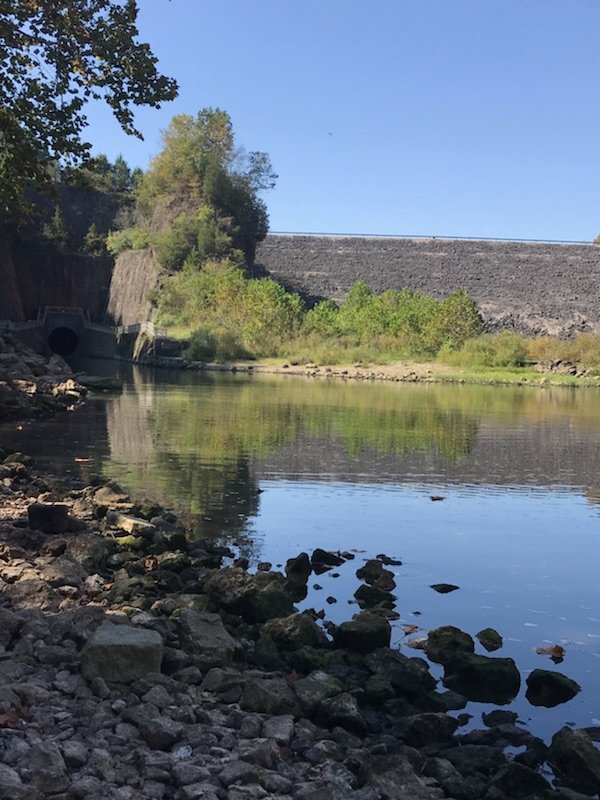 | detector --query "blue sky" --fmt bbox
[84,0,600,241]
